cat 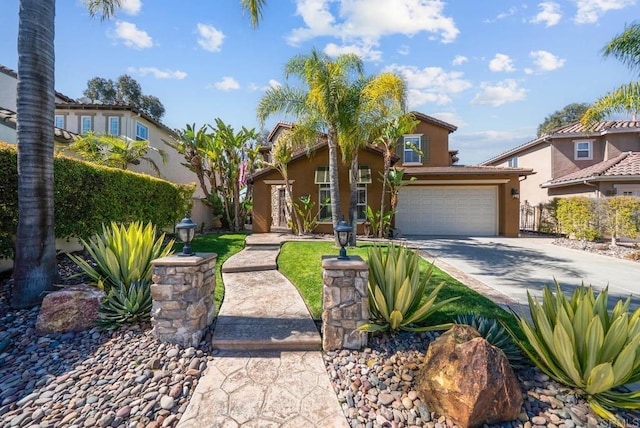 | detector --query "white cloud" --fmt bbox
[489,53,515,72]
[324,42,382,62]
[197,23,225,52]
[530,50,565,71]
[452,55,468,66]
[119,0,142,16]
[249,79,282,92]
[484,7,518,23]
[113,21,152,49]
[572,0,636,24]
[287,0,459,48]
[214,77,240,91]
[398,45,410,56]
[386,64,472,108]
[530,2,562,27]
[471,79,527,107]
[128,67,187,79]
